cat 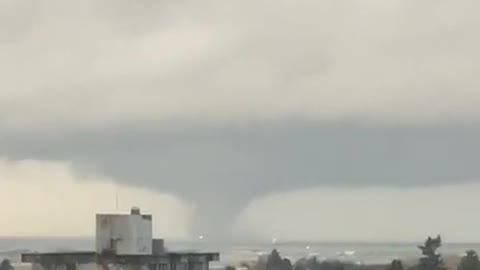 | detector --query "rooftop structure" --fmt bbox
[22,208,219,270]
[96,207,153,255]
